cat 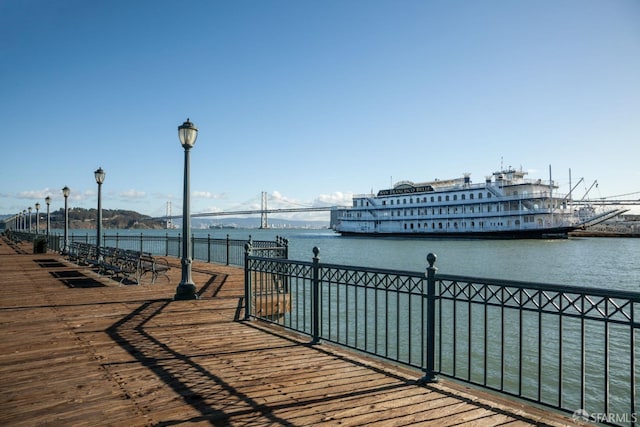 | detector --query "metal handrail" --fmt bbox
[244,247,640,424]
